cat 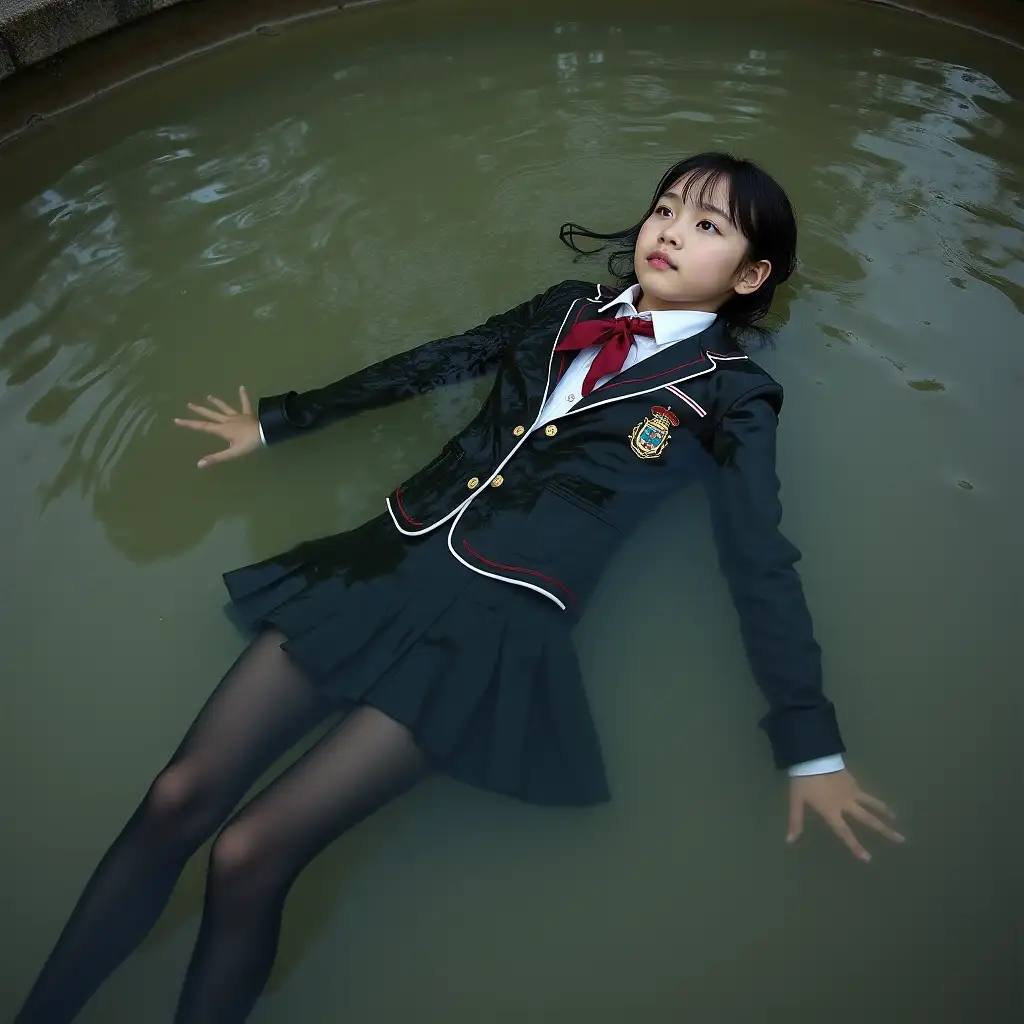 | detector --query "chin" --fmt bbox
[635,267,678,302]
